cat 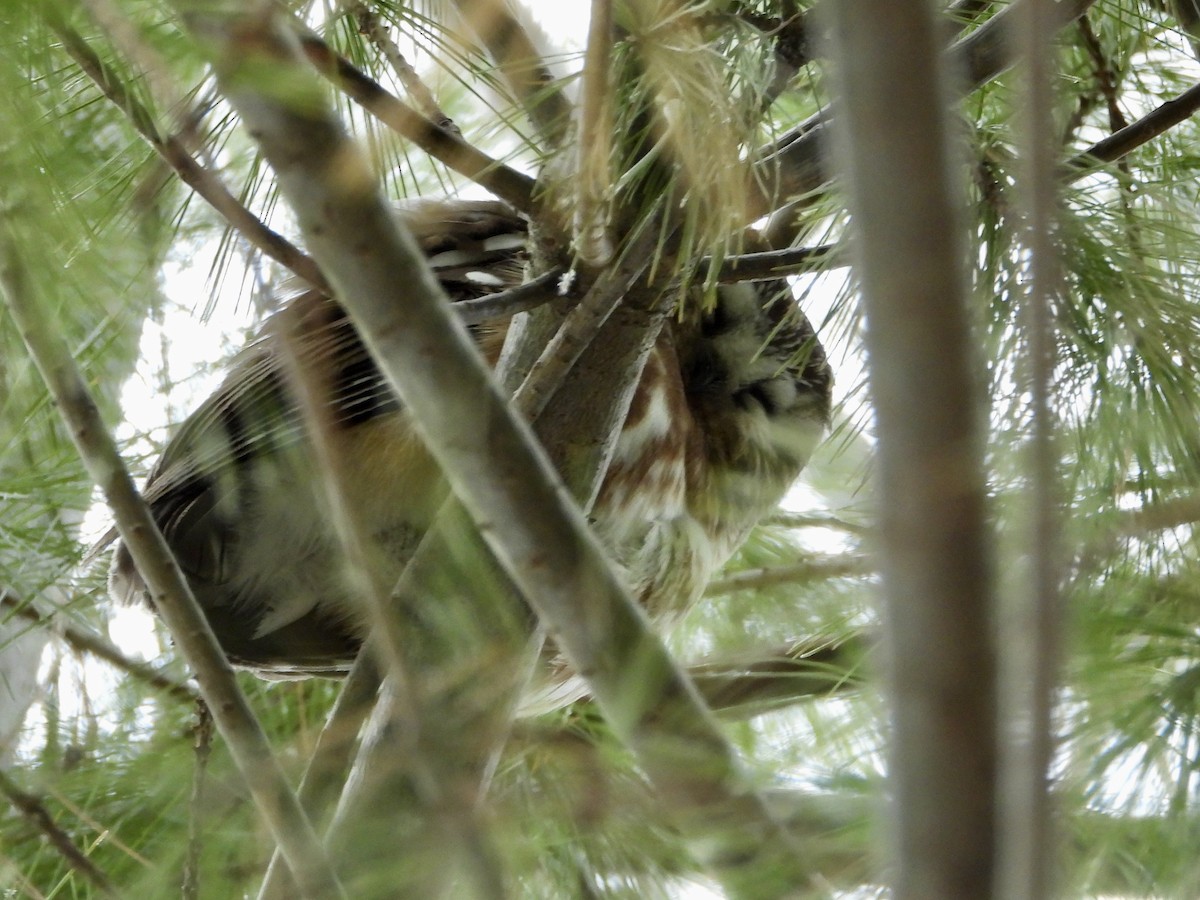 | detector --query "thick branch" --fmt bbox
[827,0,998,895]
